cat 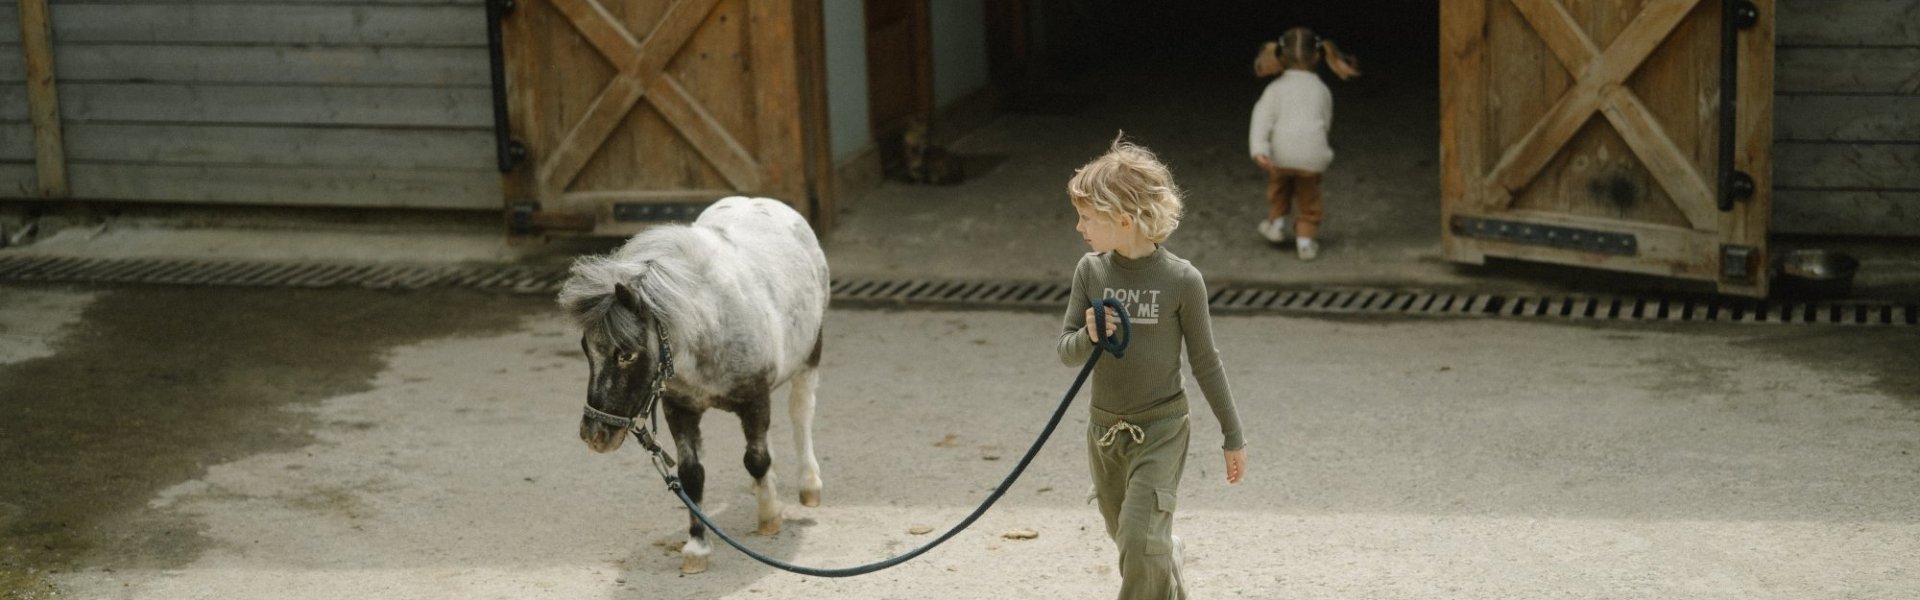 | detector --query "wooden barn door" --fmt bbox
[498,0,822,236]
[1442,0,1775,296]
